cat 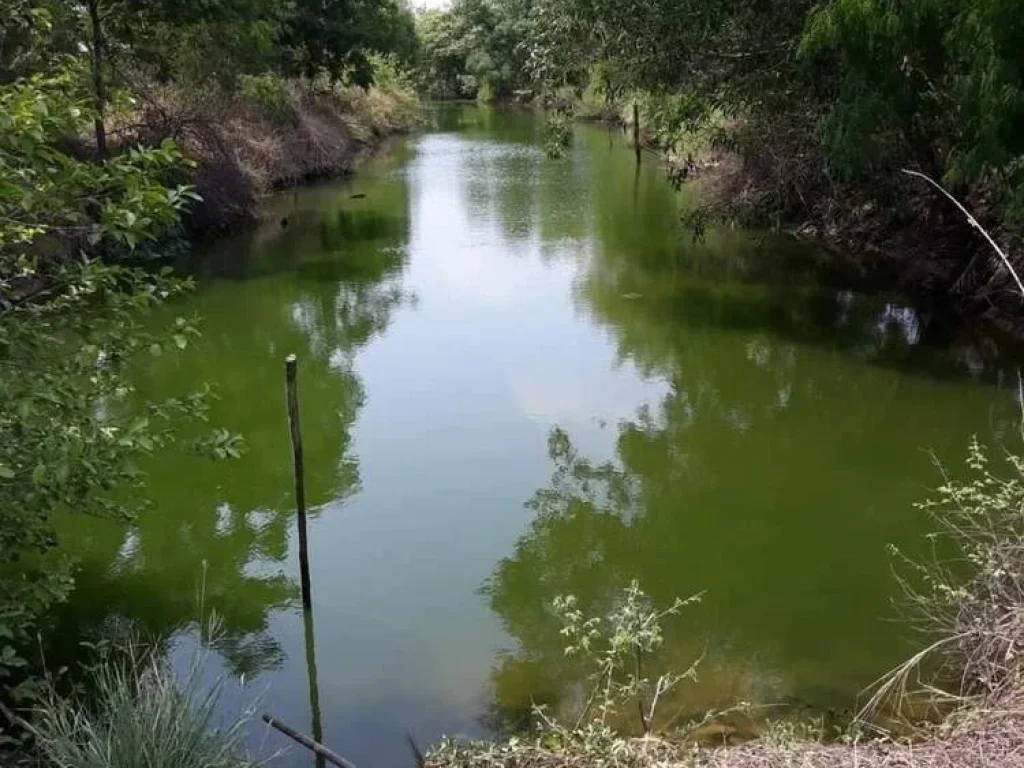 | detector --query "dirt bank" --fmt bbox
[118,78,420,236]
[428,705,1024,768]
